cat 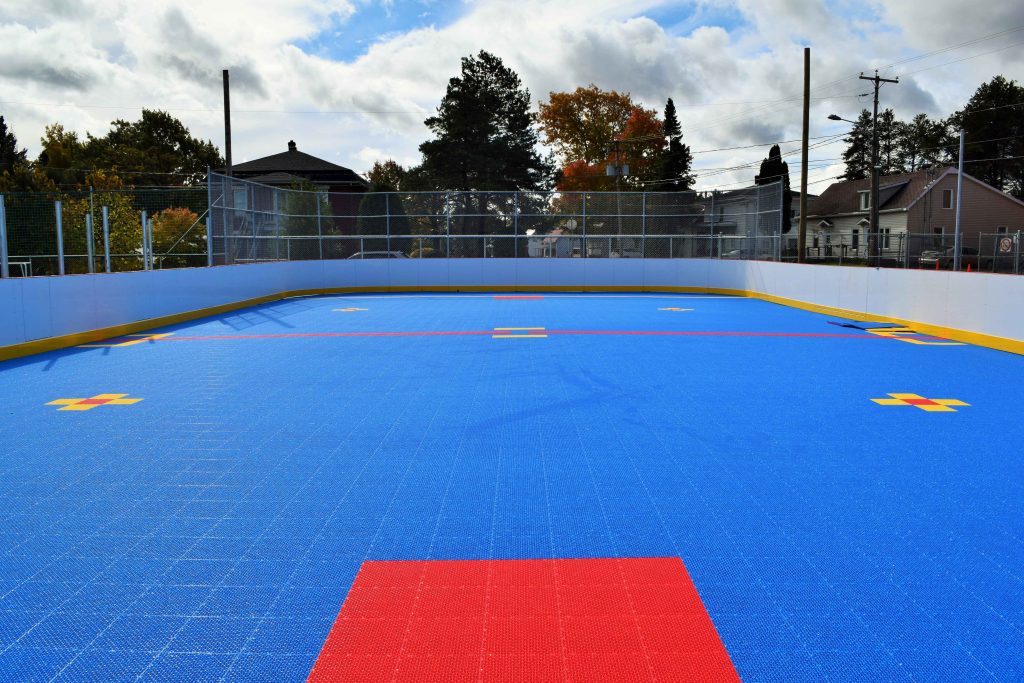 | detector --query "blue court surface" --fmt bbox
[1,292,1022,682]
